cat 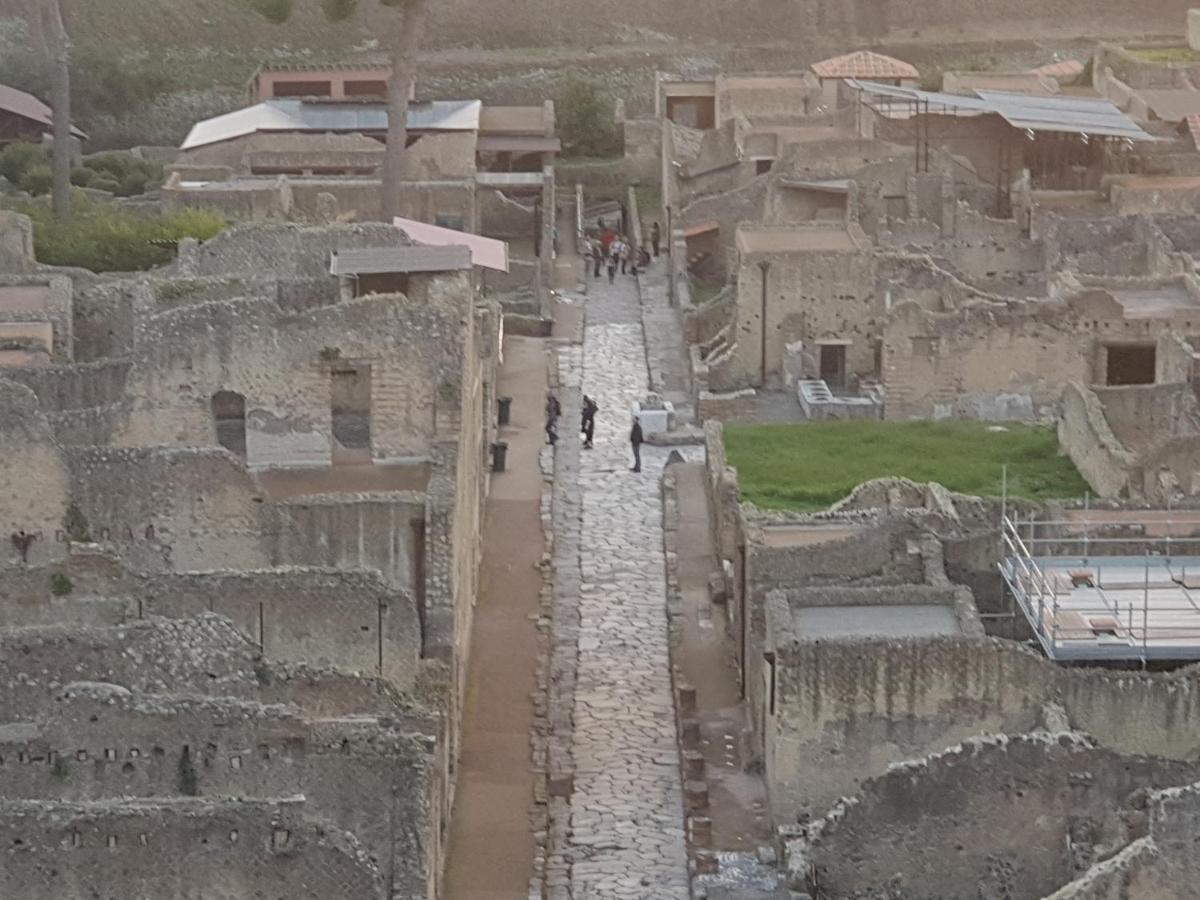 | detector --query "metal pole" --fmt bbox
[1167,494,1173,563]
[1083,492,1090,563]
[759,260,771,388]
[1143,554,1150,666]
